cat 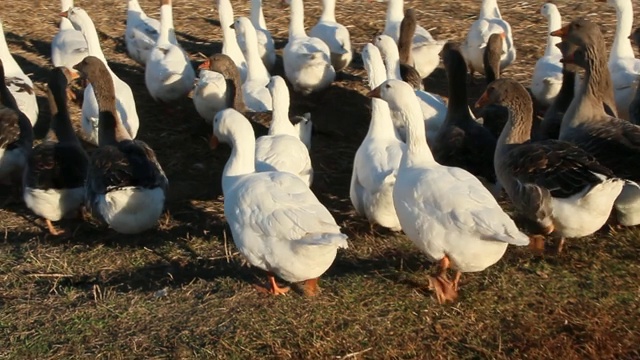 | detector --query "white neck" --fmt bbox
[383,0,403,42]
[218,0,245,64]
[222,124,257,185]
[269,82,297,137]
[480,0,501,19]
[289,0,307,38]
[128,0,142,12]
[70,11,108,62]
[0,22,22,73]
[544,8,562,57]
[157,3,174,45]
[61,0,74,12]
[250,0,267,29]
[377,41,402,80]
[320,0,337,22]
[364,46,399,140]
[395,100,435,166]
[59,17,76,30]
[610,0,636,61]
[239,21,269,82]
